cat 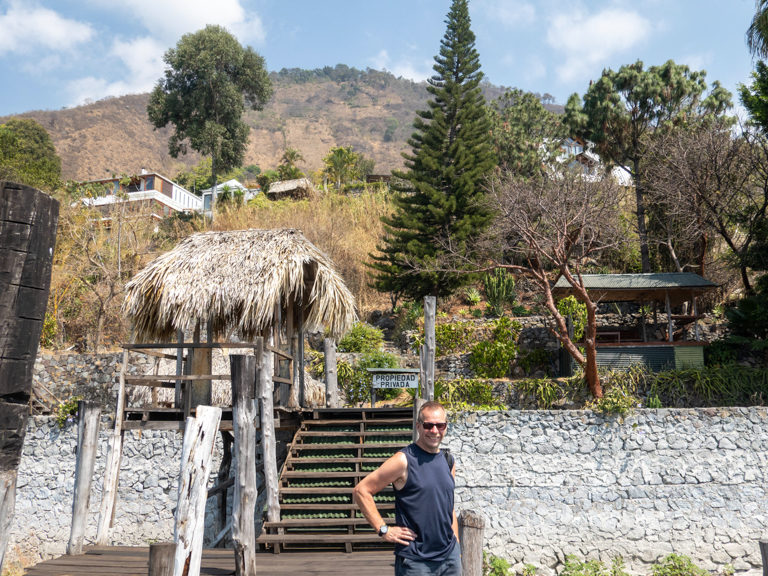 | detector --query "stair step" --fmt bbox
[264,517,394,528]
[280,487,393,495]
[279,502,395,511]
[304,418,413,426]
[257,533,387,544]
